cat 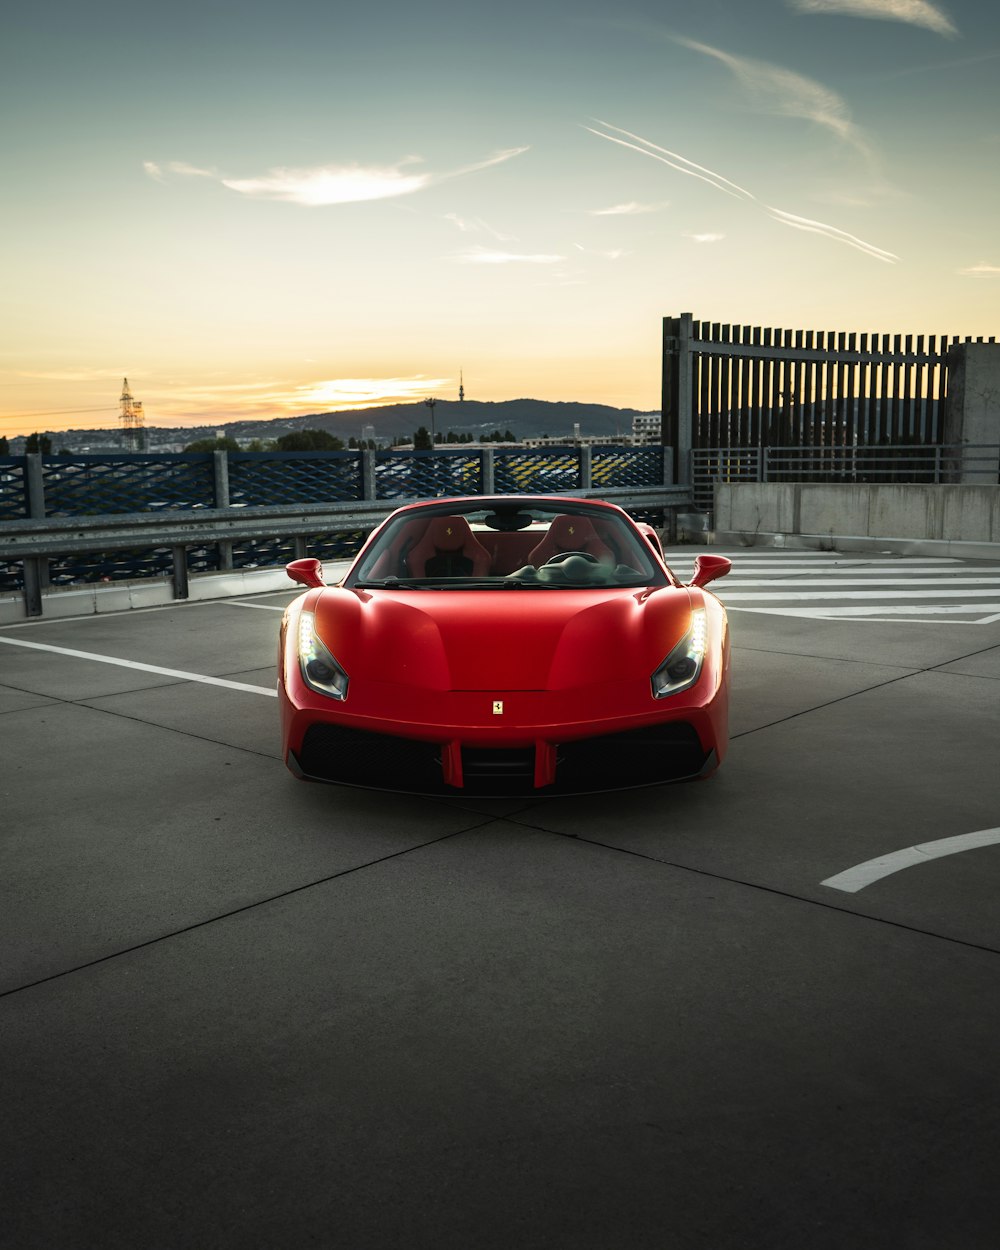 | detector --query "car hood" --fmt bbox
[310,586,695,692]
